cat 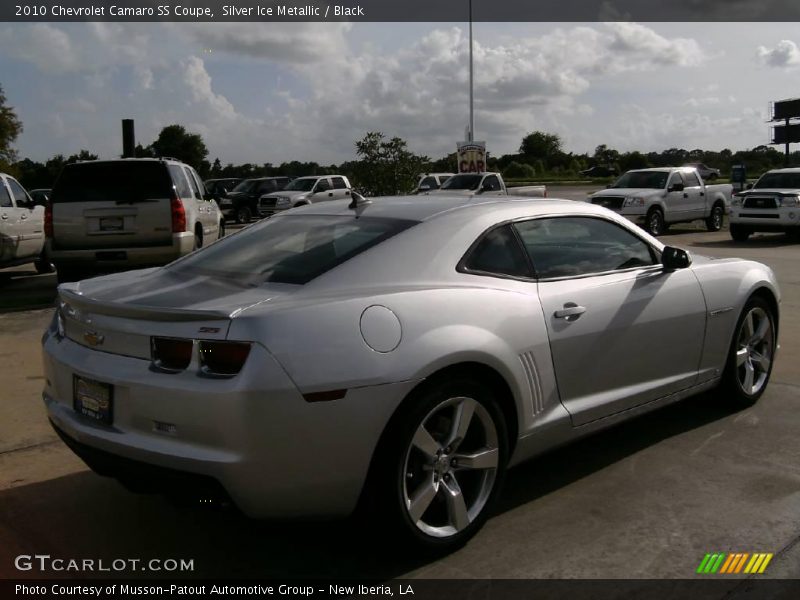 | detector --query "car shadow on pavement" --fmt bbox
[0,391,742,580]
[0,268,57,313]
[495,390,738,513]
